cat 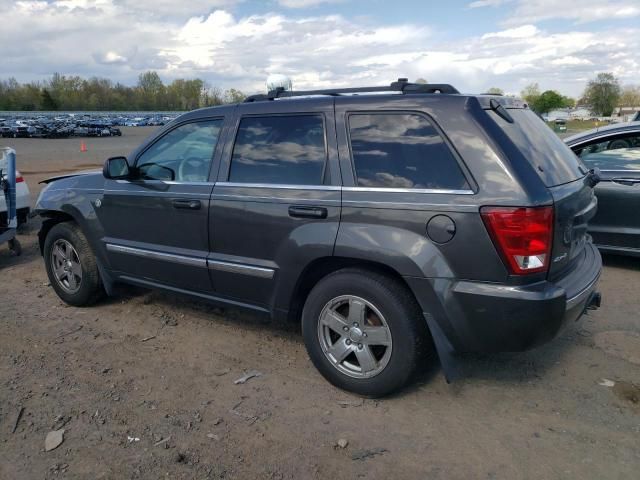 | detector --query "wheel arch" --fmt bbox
[37,210,77,255]
[285,256,420,324]
[38,207,115,296]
